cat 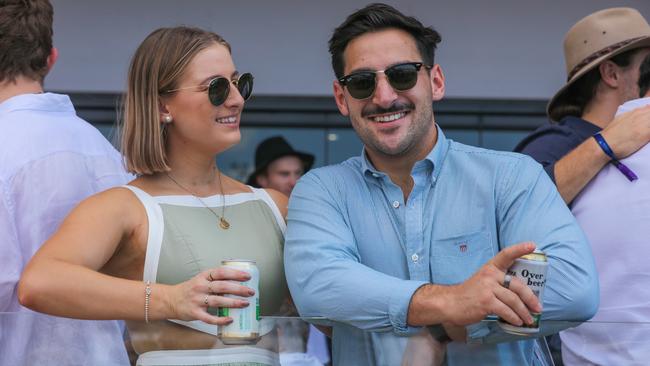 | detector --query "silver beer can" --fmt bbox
[498,249,548,335]
[217,259,260,344]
